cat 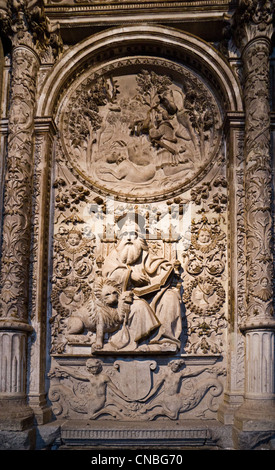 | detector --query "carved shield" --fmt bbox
[113,360,157,401]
